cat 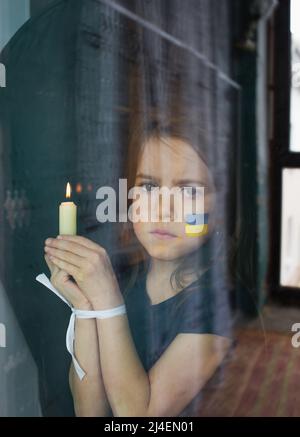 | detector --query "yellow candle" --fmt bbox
[59,182,77,235]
